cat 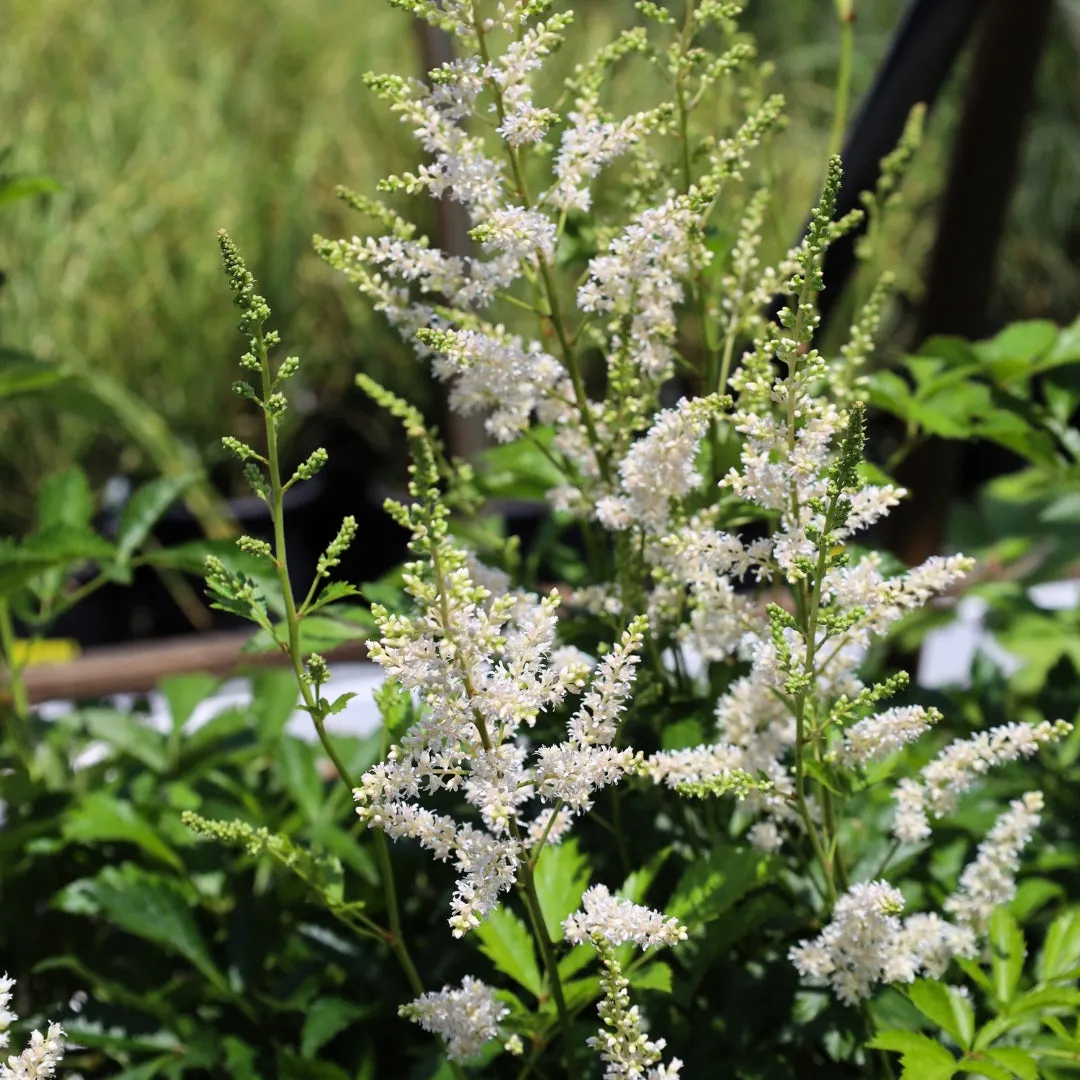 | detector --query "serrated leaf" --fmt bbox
[868,1030,958,1079]
[63,791,182,871]
[304,580,363,616]
[475,906,543,998]
[300,997,368,1060]
[1038,908,1080,982]
[629,961,672,993]
[115,474,199,564]
[908,980,974,1049]
[985,1046,1039,1080]
[534,839,590,942]
[36,466,92,532]
[53,863,226,990]
[223,1038,260,1079]
[326,692,357,716]
[667,847,772,925]
[81,708,169,772]
[954,1058,1012,1080]
[990,908,1026,1005]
